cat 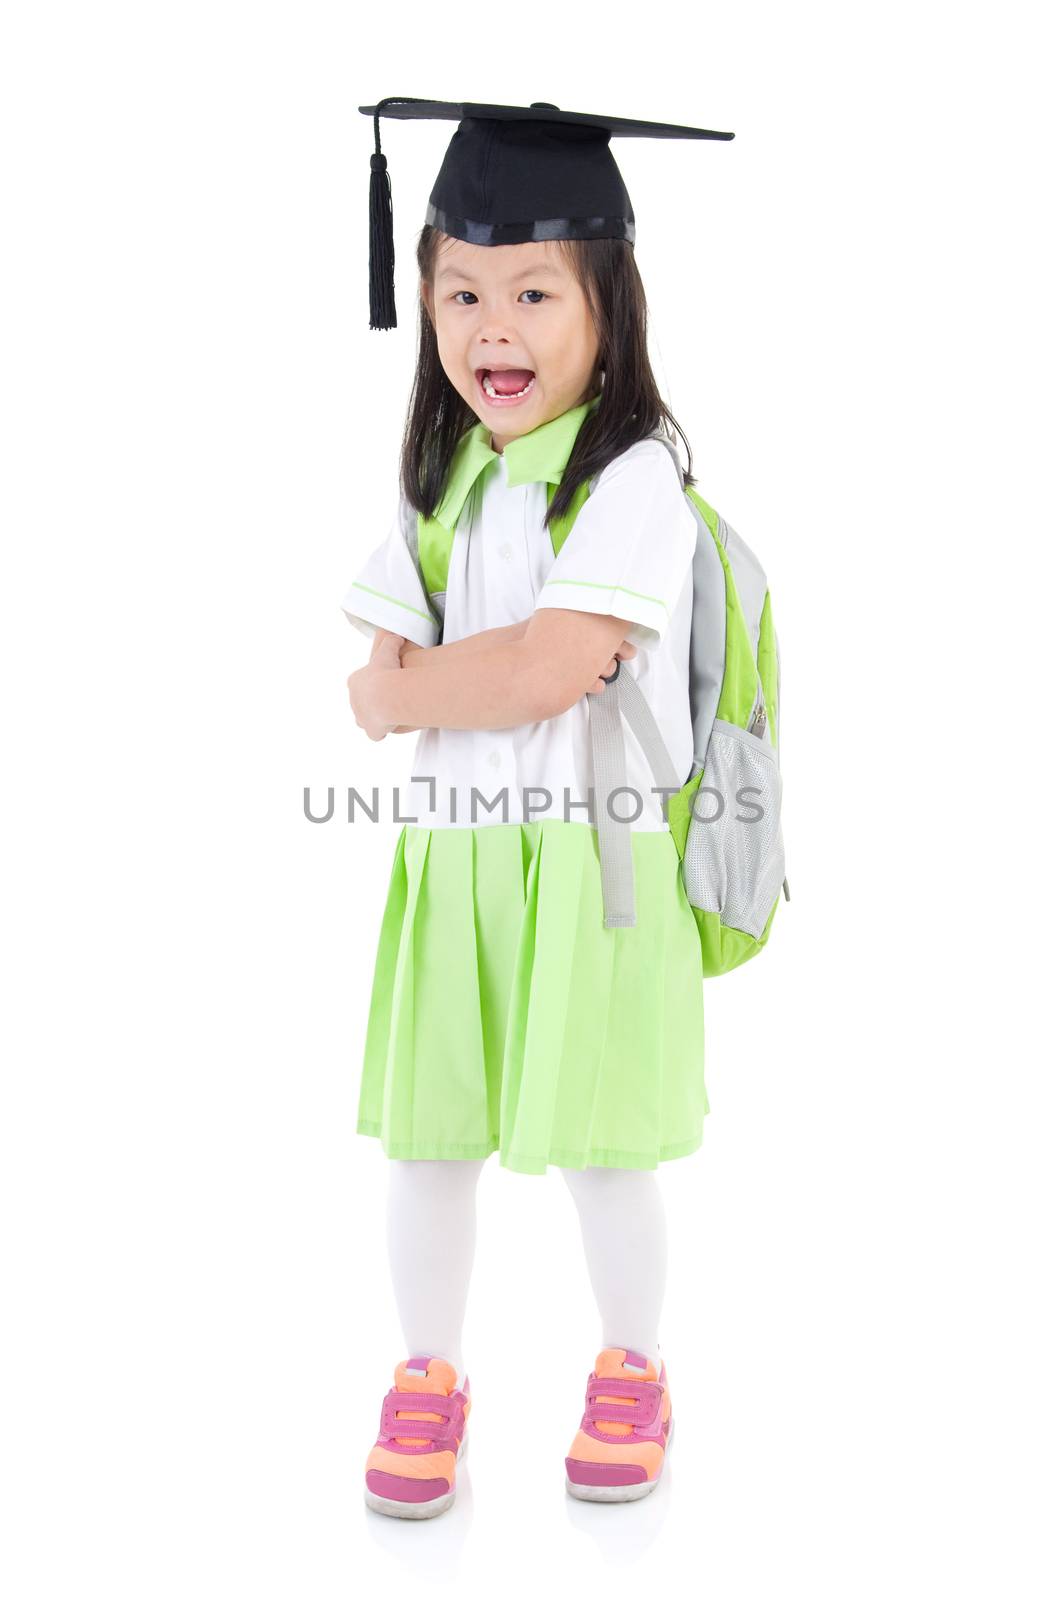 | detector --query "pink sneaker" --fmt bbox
[565,1346,674,1502]
[364,1356,471,1519]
